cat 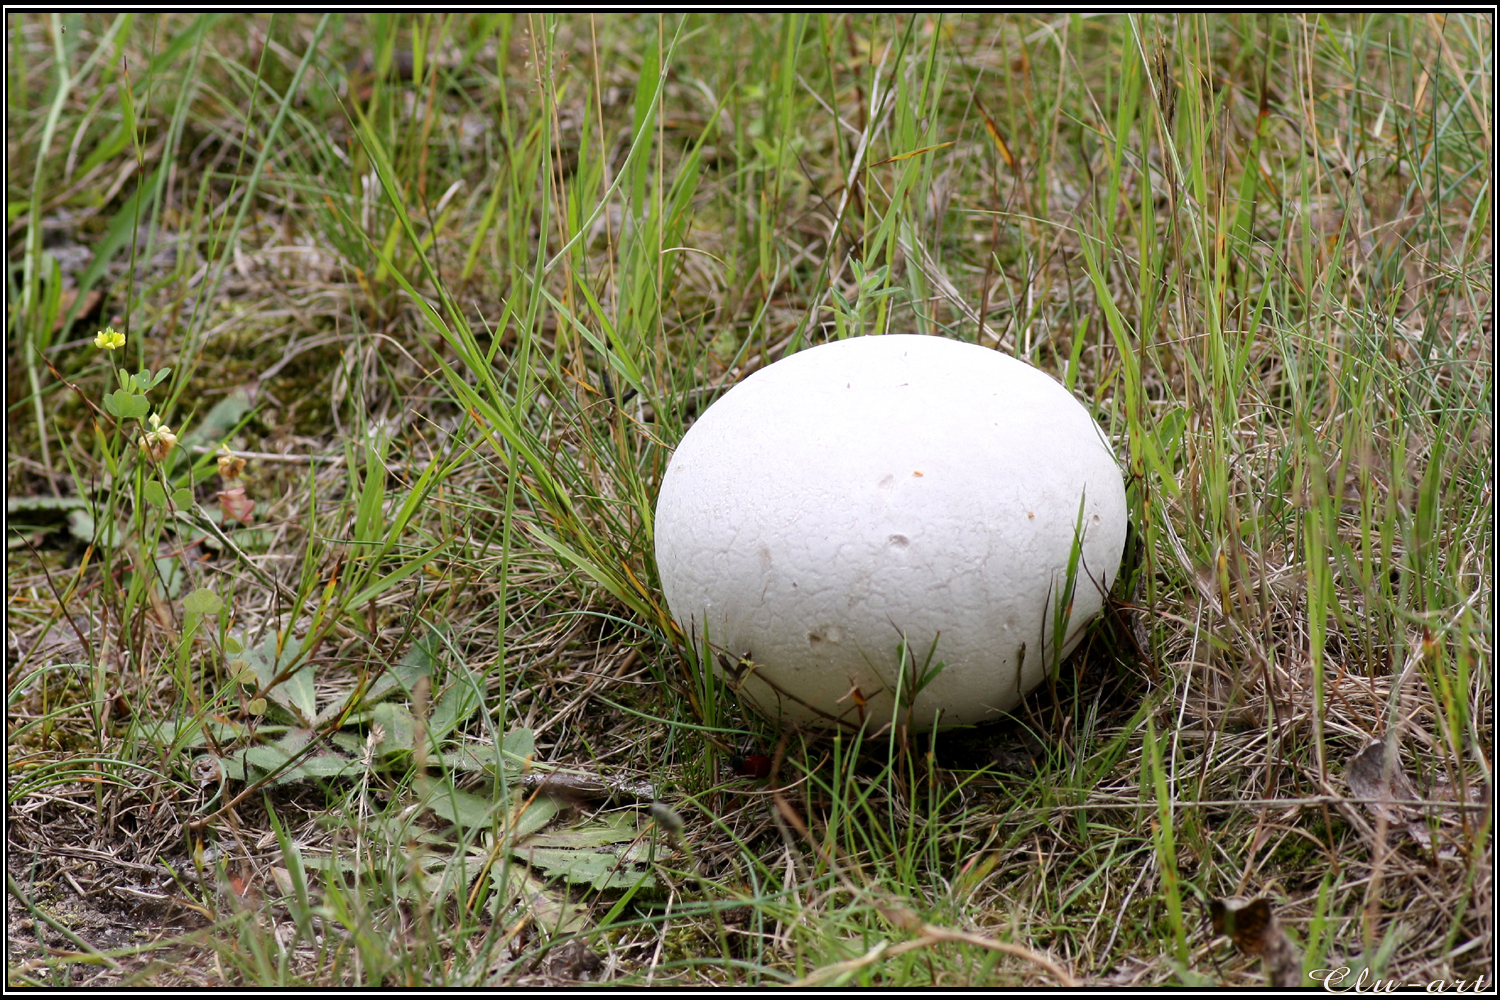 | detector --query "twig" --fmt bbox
[514,771,657,805]
[895,924,1079,988]
[790,919,1080,988]
[186,445,343,465]
[772,777,1080,987]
